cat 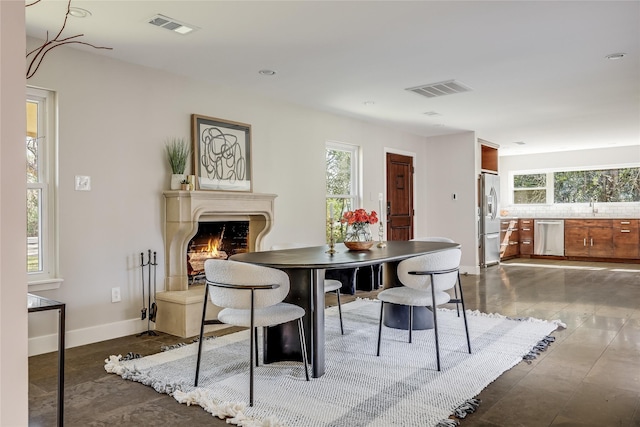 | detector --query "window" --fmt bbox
[326,142,360,243]
[513,173,547,204]
[513,167,640,205]
[27,87,59,287]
